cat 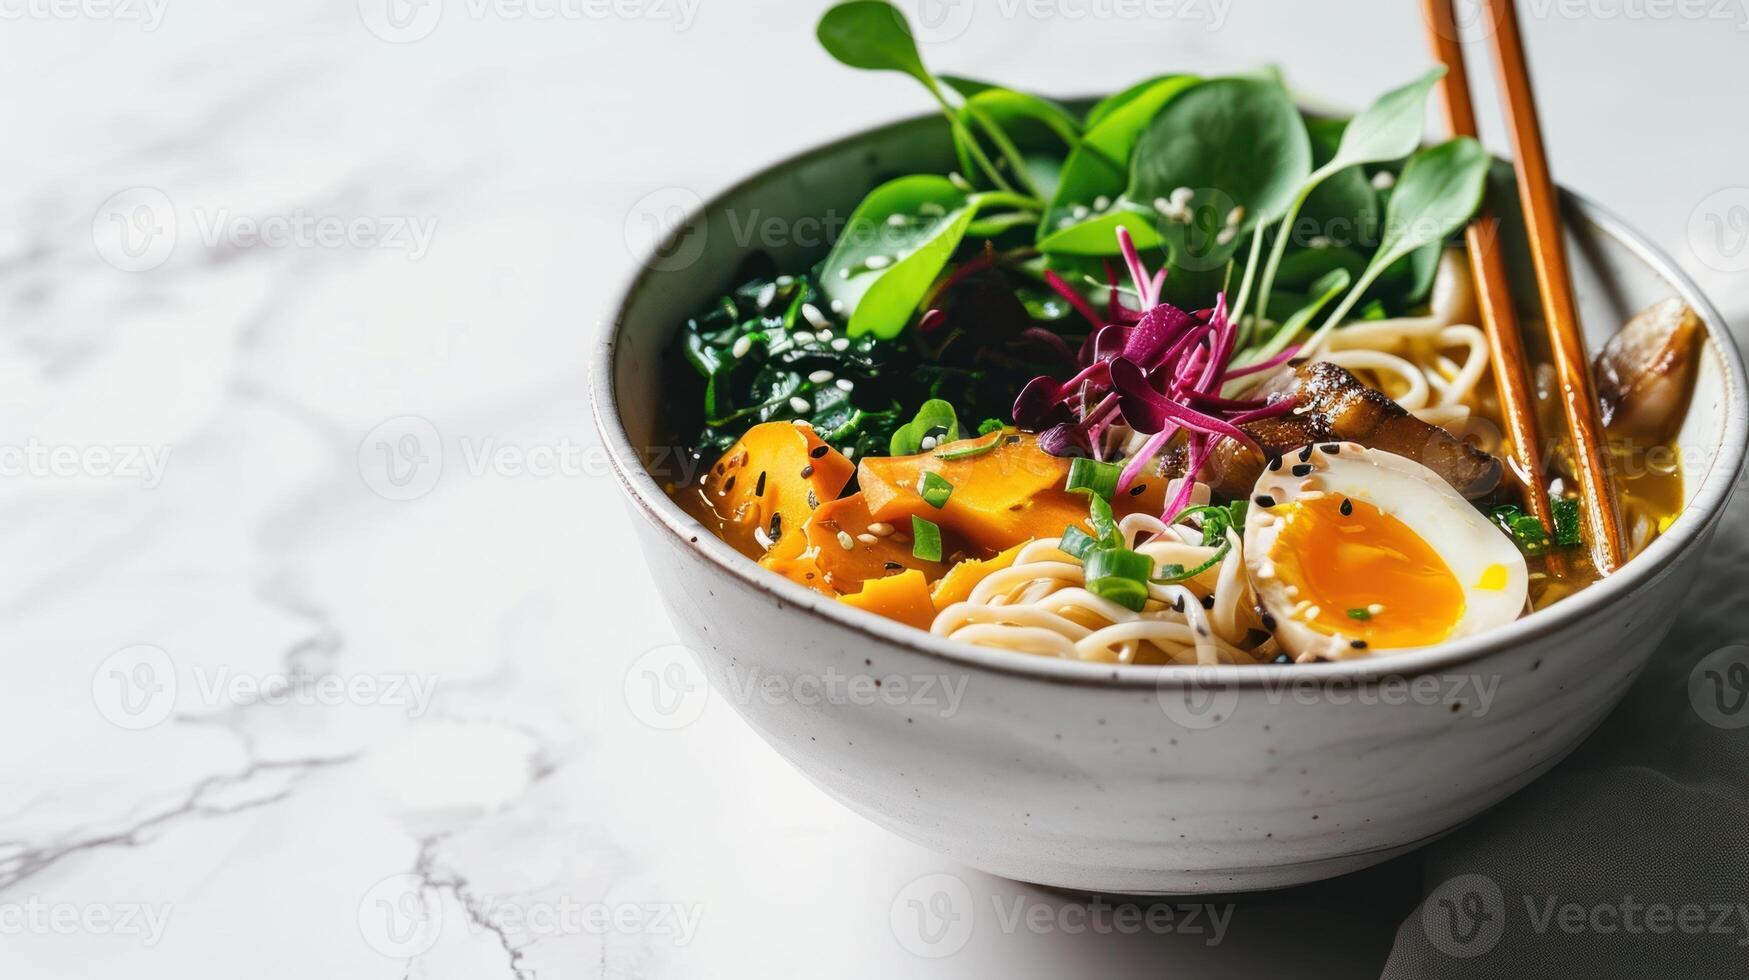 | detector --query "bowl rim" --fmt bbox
[591,106,1749,690]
